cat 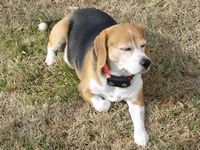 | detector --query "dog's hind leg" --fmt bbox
[44,17,70,66]
[63,44,73,68]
